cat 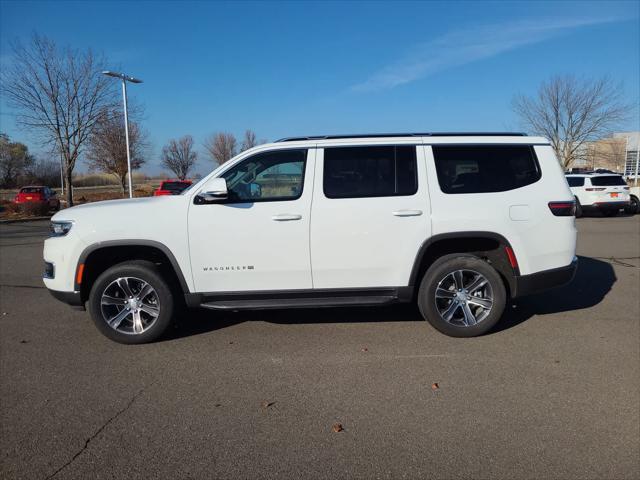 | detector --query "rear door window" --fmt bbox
[432,145,541,194]
[323,145,417,198]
